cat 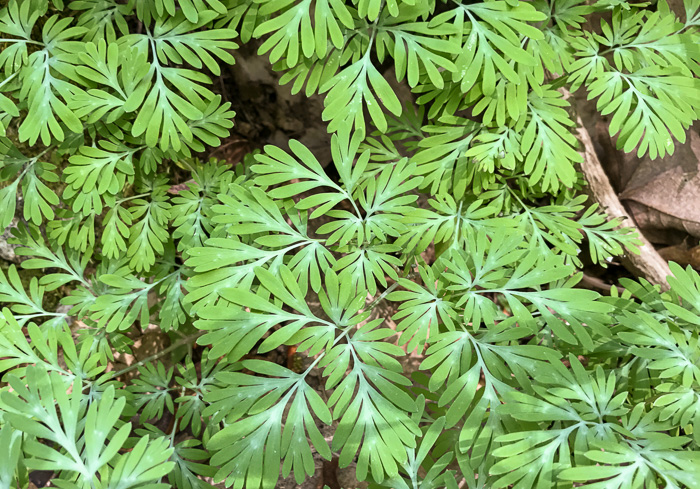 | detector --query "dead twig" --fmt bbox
[568,93,672,289]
